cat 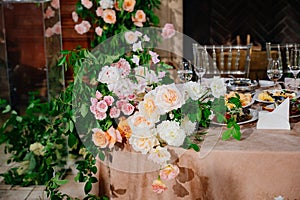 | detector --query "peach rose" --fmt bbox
[106,126,122,148]
[122,0,135,12]
[102,9,116,24]
[92,128,109,148]
[132,10,146,27]
[152,179,167,194]
[159,164,180,180]
[117,117,132,138]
